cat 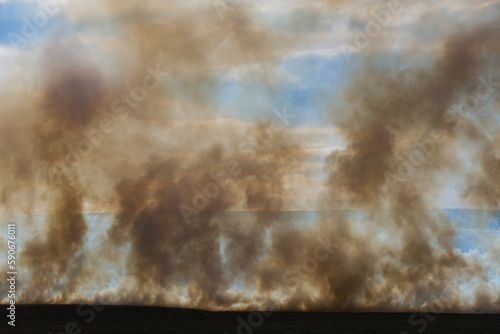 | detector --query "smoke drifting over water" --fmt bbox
[0,0,499,312]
